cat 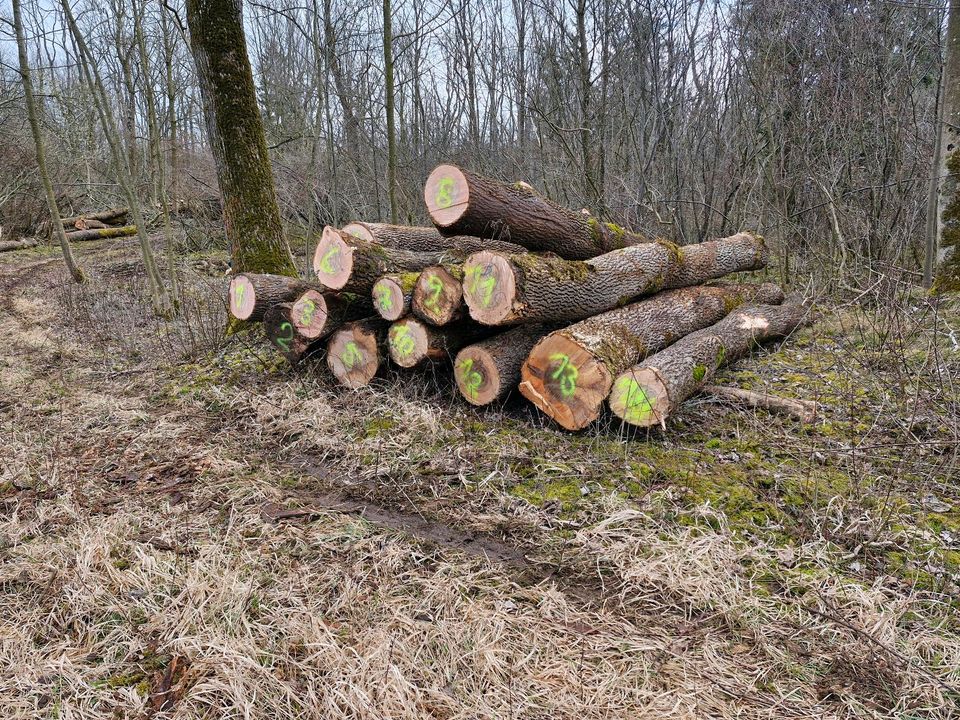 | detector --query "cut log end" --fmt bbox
[341,222,376,243]
[454,346,502,406]
[608,368,669,428]
[388,318,429,367]
[313,226,354,289]
[228,275,257,320]
[372,276,406,321]
[413,267,462,325]
[424,164,469,227]
[518,333,611,431]
[327,324,380,388]
[461,252,516,325]
[291,289,329,339]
